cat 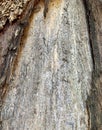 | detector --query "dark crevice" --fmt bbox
[83,0,102,130]
[83,0,95,70]
[0,25,24,130]
[83,0,101,74]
